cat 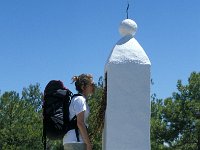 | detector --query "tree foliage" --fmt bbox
[151,72,200,150]
[21,83,43,112]
[88,76,105,150]
[0,89,43,150]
